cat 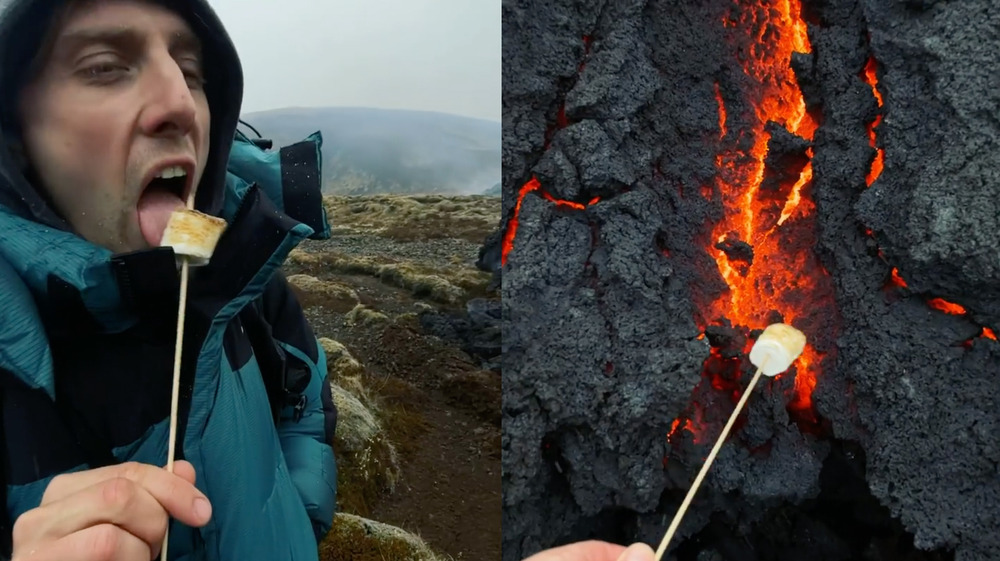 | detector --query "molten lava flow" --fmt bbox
[702,0,829,421]
[501,177,601,265]
[888,268,995,342]
[504,35,597,265]
[714,82,727,139]
[502,178,542,266]
[668,410,704,445]
[862,56,885,186]
[540,191,601,210]
[889,267,908,288]
[927,298,967,315]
